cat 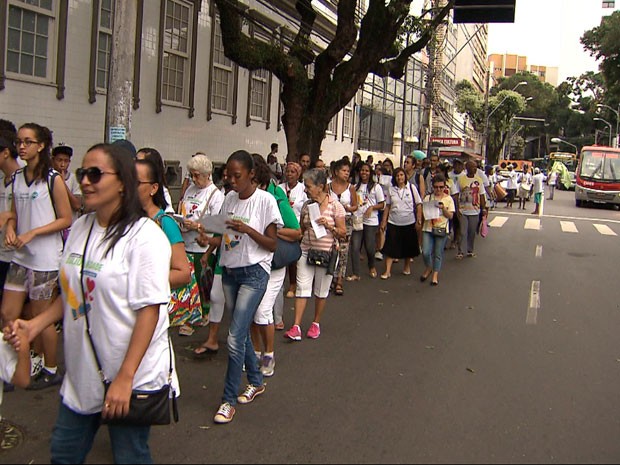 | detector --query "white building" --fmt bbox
[0,0,356,174]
